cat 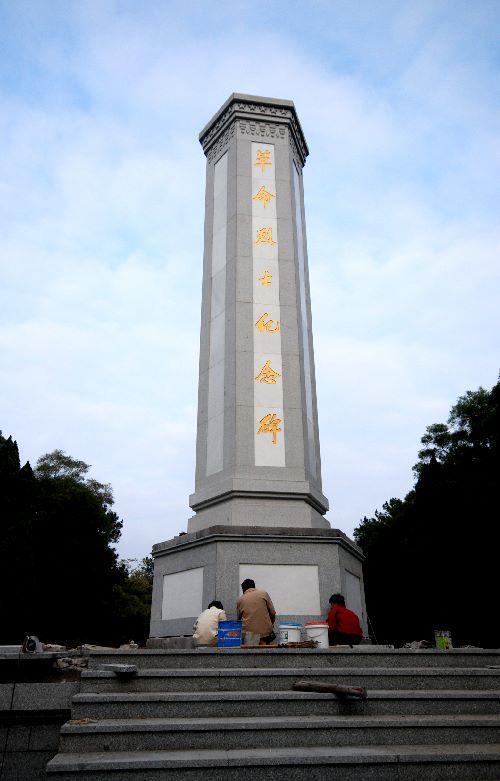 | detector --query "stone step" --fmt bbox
[71,688,500,720]
[58,714,500,753]
[80,666,500,693]
[87,648,500,670]
[46,743,500,780]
